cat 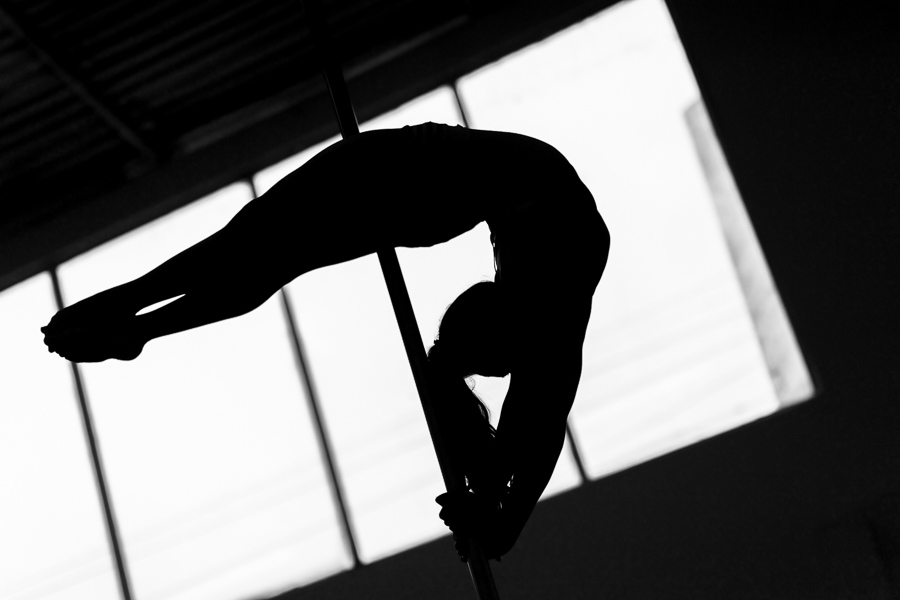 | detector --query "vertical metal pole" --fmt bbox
[299,2,500,598]
[50,269,134,600]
